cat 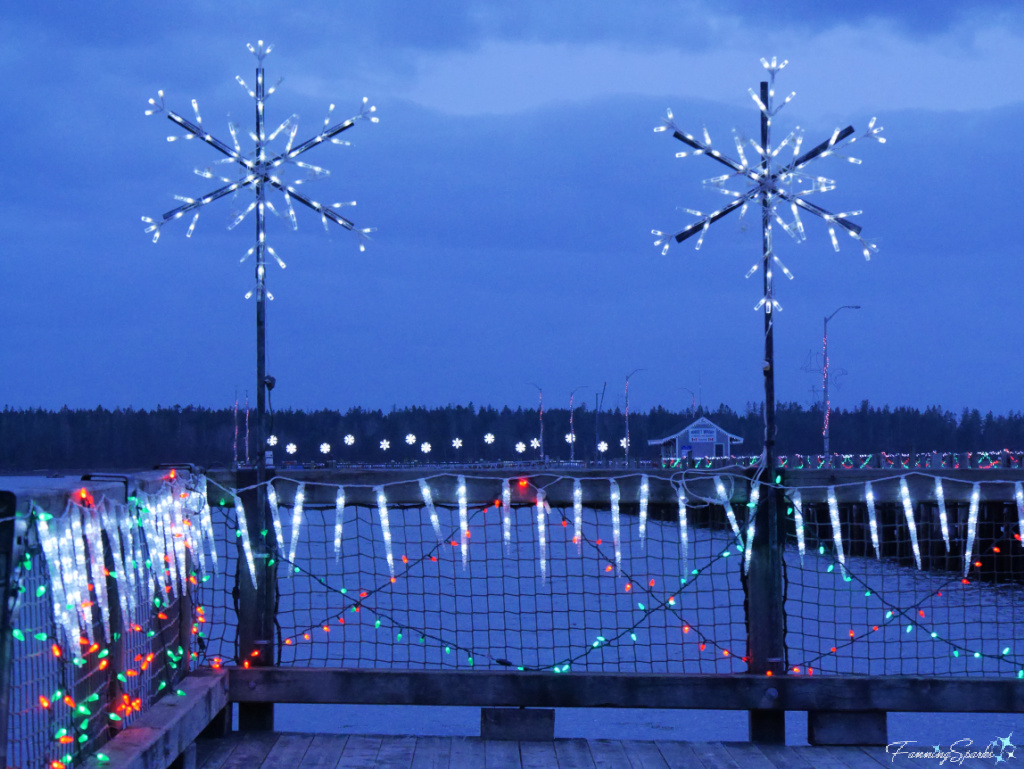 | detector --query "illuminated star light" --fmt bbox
[143,41,379,300]
[619,437,629,449]
[653,56,883,314]
[421,442,432,454]
[565,433,576,444]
